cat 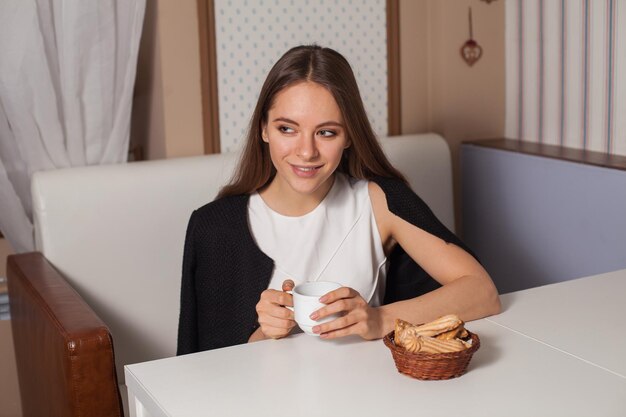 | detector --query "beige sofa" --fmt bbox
[8,133,455,416]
